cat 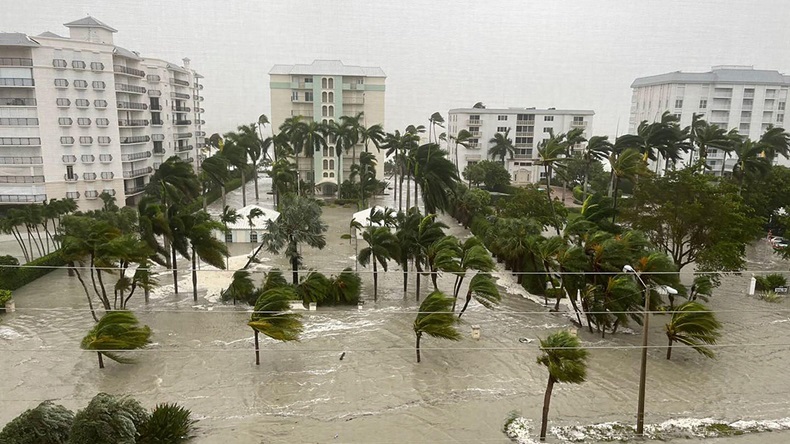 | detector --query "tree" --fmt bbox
[731,137,772,194]
[498,186,568,232]
[692,121,730,171]
[665,301,721,360]
[607,147,646,223]
[69,393,148,444]
[487,129,515,165]
[80,311,151,369]
[254,194,327,283]
[182,211,228,302]
[220,139,250,207]
[0,401,74,444]
[358,226,400,301]
[248,287,303,366]
[200,155,230,210]
[428,111,445,144]
[463,160,510,191]
[453,187,491,228]
[457,272,500,318]
[451,236,494,310]
[412,213,449,300]
[579,135,613,200]
[536,330,588,441]
[136,403,197,444]
[222,269,256,305]
[537,131,569,234]
[413,143,460,214]
[358,120,386,207]
[412,291,461,363]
